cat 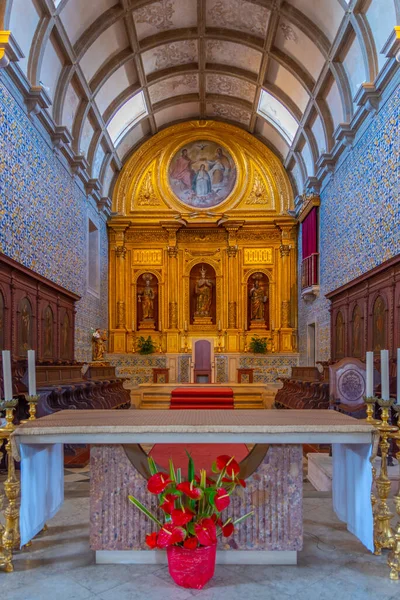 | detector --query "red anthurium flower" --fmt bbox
[237,478,246,488]
[157,524,186,548]
[222,523,234,538]
[176,481,203,500]
[215,488,230,512]
[216,455,240,477]
[211,514,222,526]
[183,537,198,550]
[195,518,217,547]
[147,473,171,495]
[171,507,195,526]
[146,532,158,548]
[160,494,178,514]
